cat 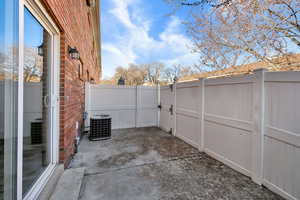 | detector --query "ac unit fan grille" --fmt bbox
[89,116,111,141]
